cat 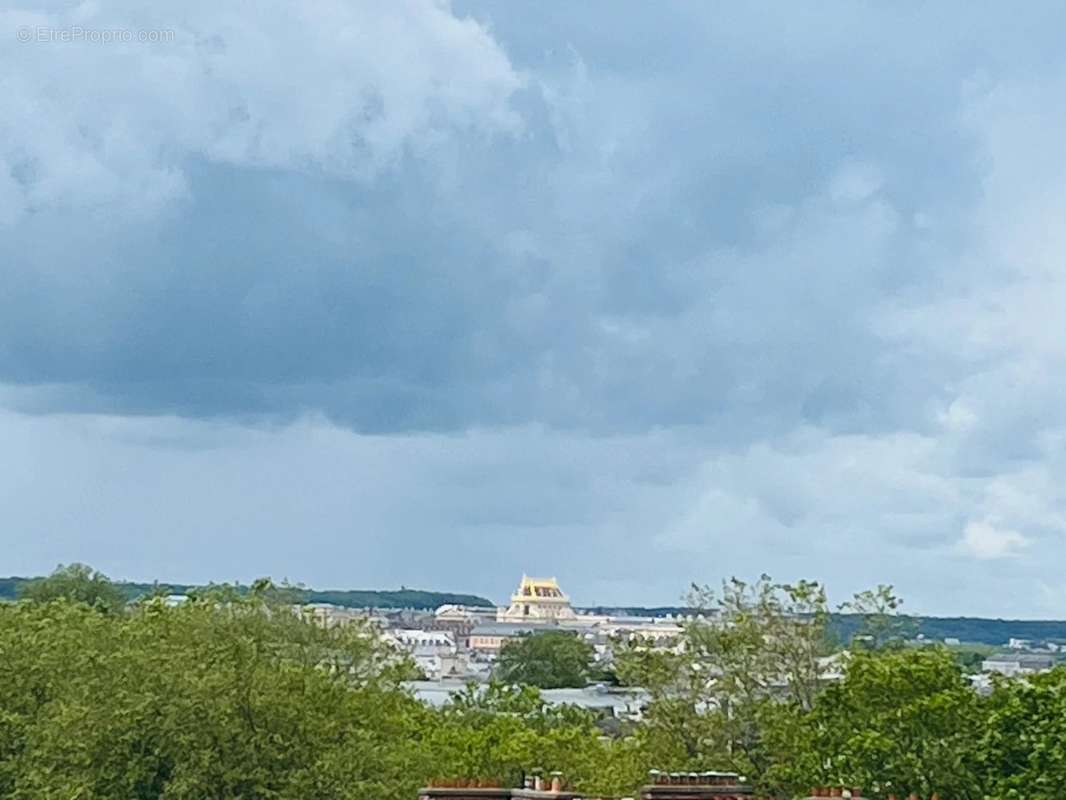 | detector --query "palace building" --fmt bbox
[433,573,686,663]
[498,575,578,622]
